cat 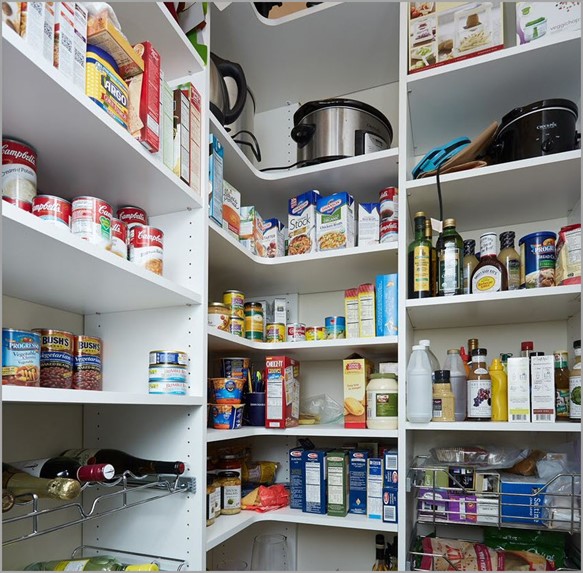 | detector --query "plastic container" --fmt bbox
[419,339,440,381]
[210,377,244,404]
[406,345,433,423]
[209,404,244,429]
[432,370,455,422]
[366,373,398,429]
[443,348,467,421]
